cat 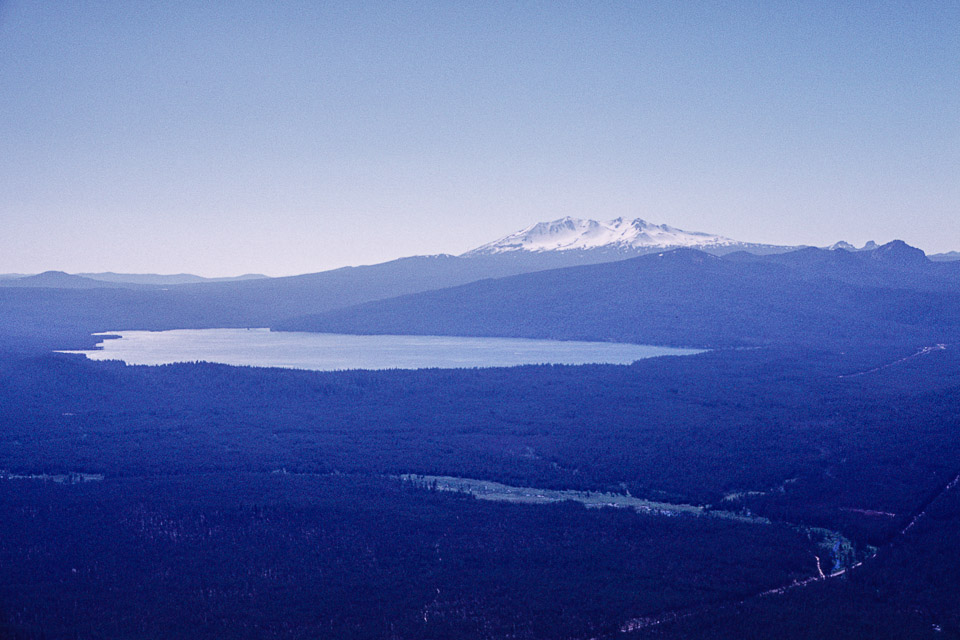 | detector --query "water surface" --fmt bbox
[61,329,703,371]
